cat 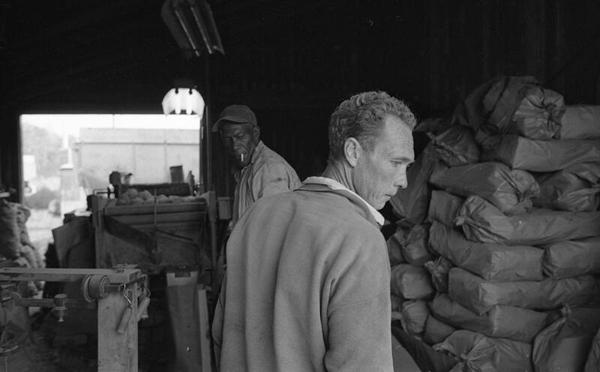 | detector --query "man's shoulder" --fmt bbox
[262,188,381,232]
[256,143,294,168]
[250,144,300,184]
